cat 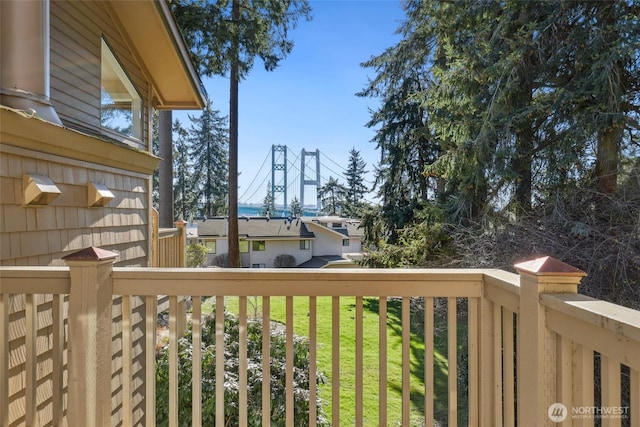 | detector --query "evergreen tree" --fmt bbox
[189,102,229,217]
[289,196,302,217]
[261,181,275,216]
[318,177,347,216]
[344,147,368,206]
[171,0,312,267]
[173,119,198,220]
